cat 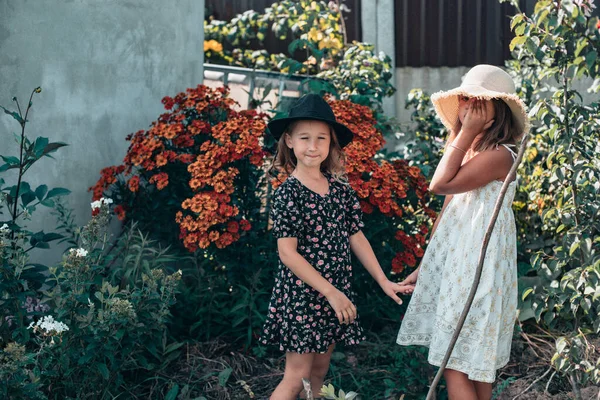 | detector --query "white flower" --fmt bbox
[28,315,69,335]
[91,197,113,210]
[69,248,88,257]
[0,223,9,233]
